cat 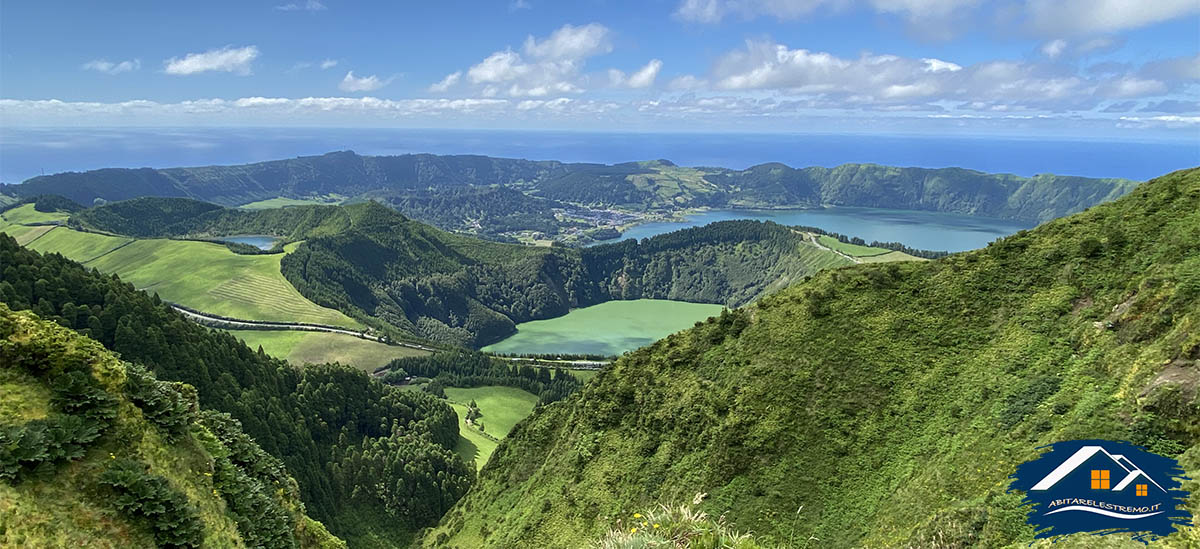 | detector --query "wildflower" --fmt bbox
[630,527,637,534]
[634,513,642,519]
[109,453,115,460]
[642,522,647,527]
[653,523,660,529]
